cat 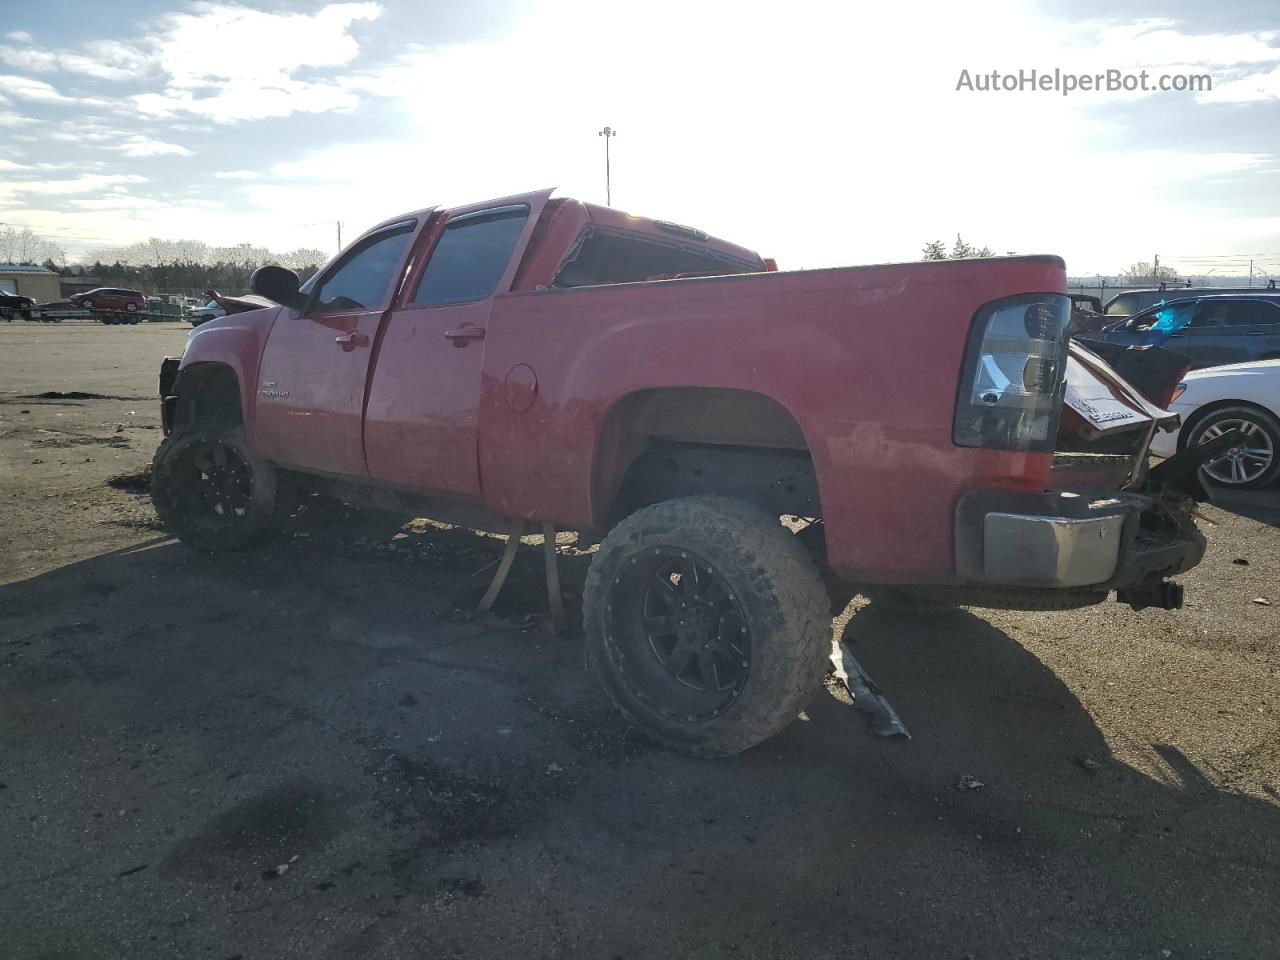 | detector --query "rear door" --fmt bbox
[254,221,418,477]
[1225,300,1280,361]
[363,192,549,499]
